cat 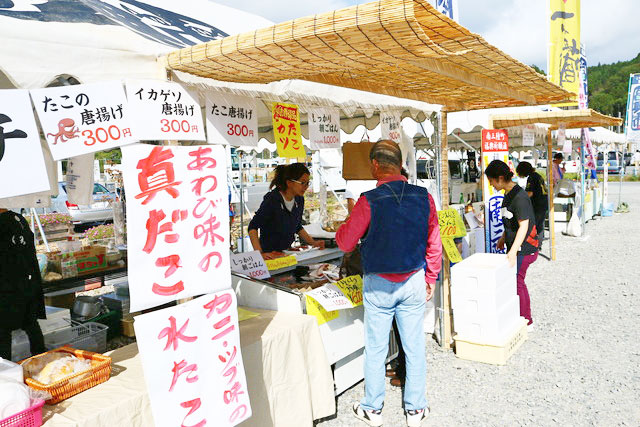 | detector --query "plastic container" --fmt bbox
[10,331,31,363]
[44,322,108,354]
[0,399,43,427]
[602,202,614,217]
[453,295,520,342]
[0,359,23,383]
[451,253,516,293]
[60,254,78,279]
[451,274,516,314]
